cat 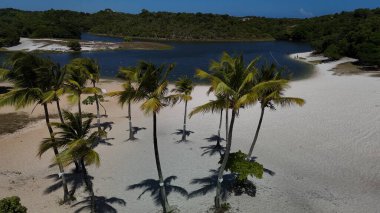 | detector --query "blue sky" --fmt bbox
[0,0,379,18]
